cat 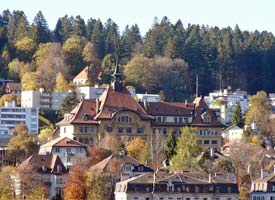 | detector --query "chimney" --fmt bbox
[208,173,212,183]
[261,168,268,179]
[96,98,100,113]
